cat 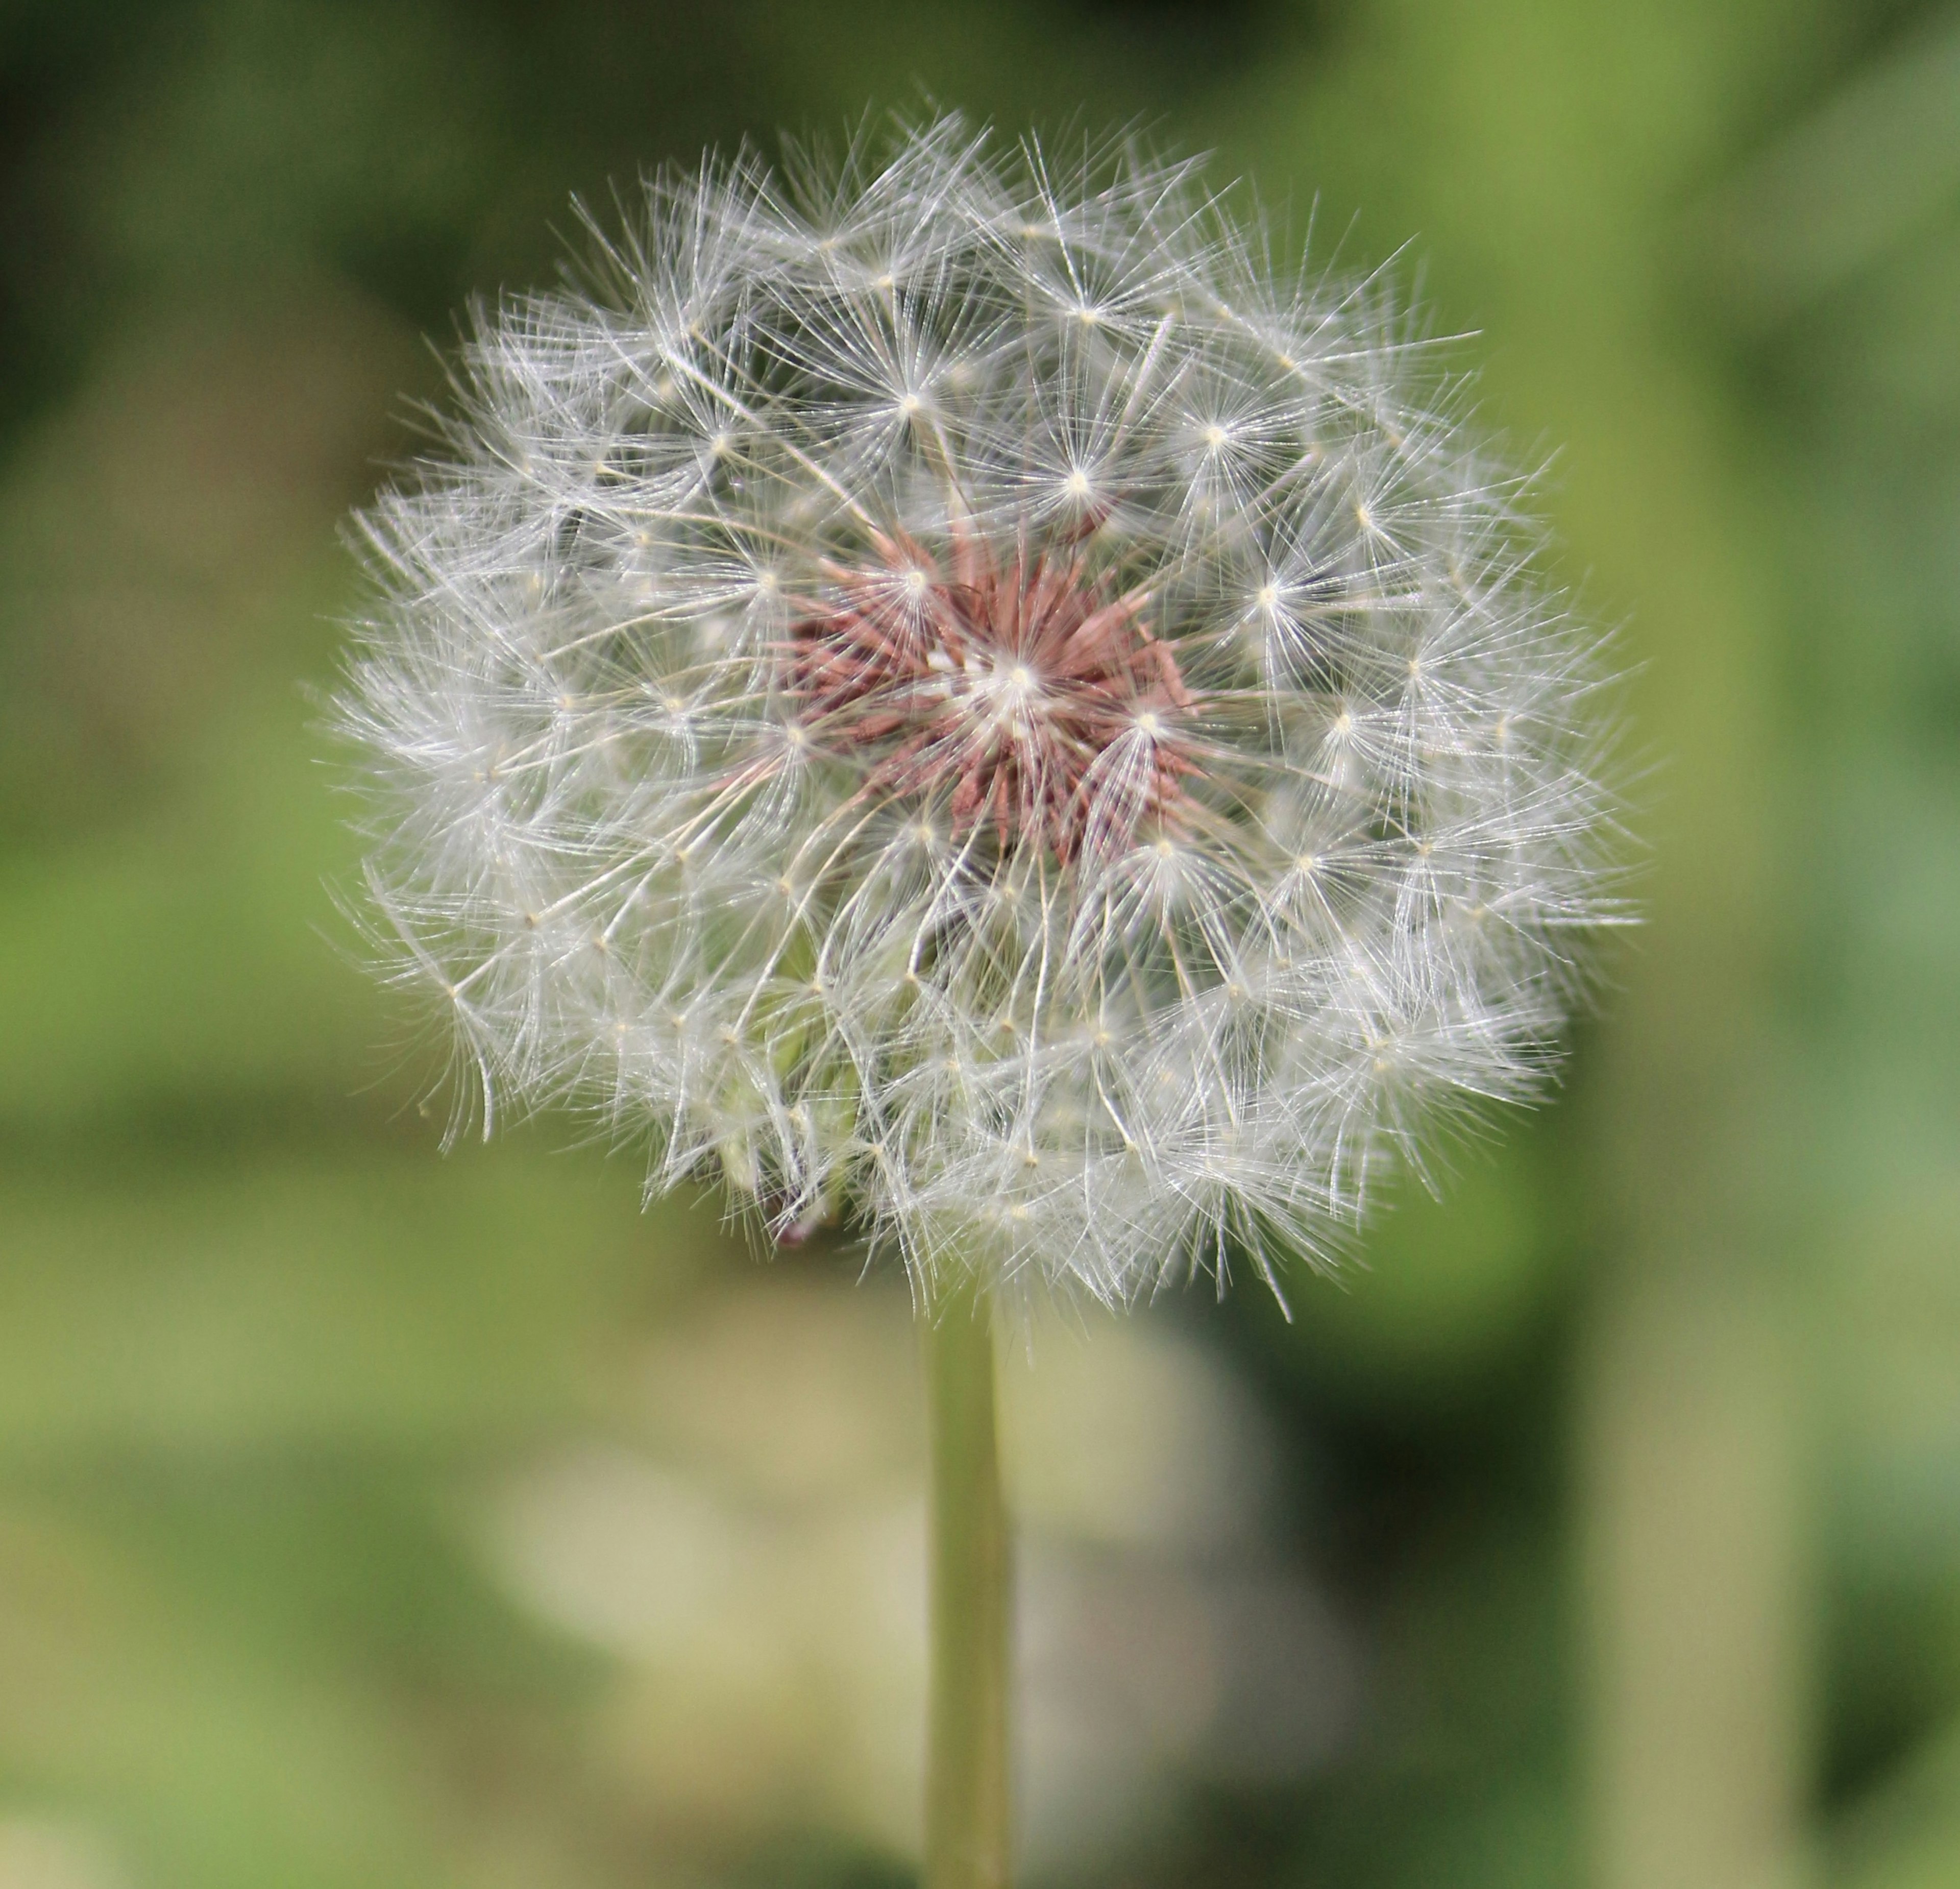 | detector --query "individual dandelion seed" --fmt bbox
[337,115,1626,1301]
[333,114,1629,1889]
